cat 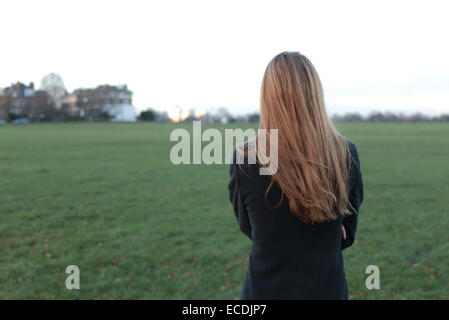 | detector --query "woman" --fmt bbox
[228,52,364,299]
